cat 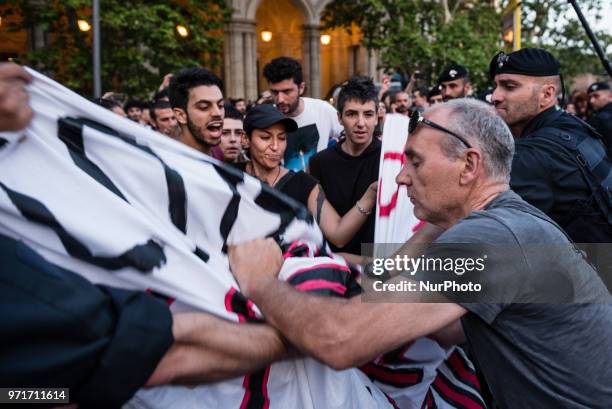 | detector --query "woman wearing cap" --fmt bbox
[235,104,377,249]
